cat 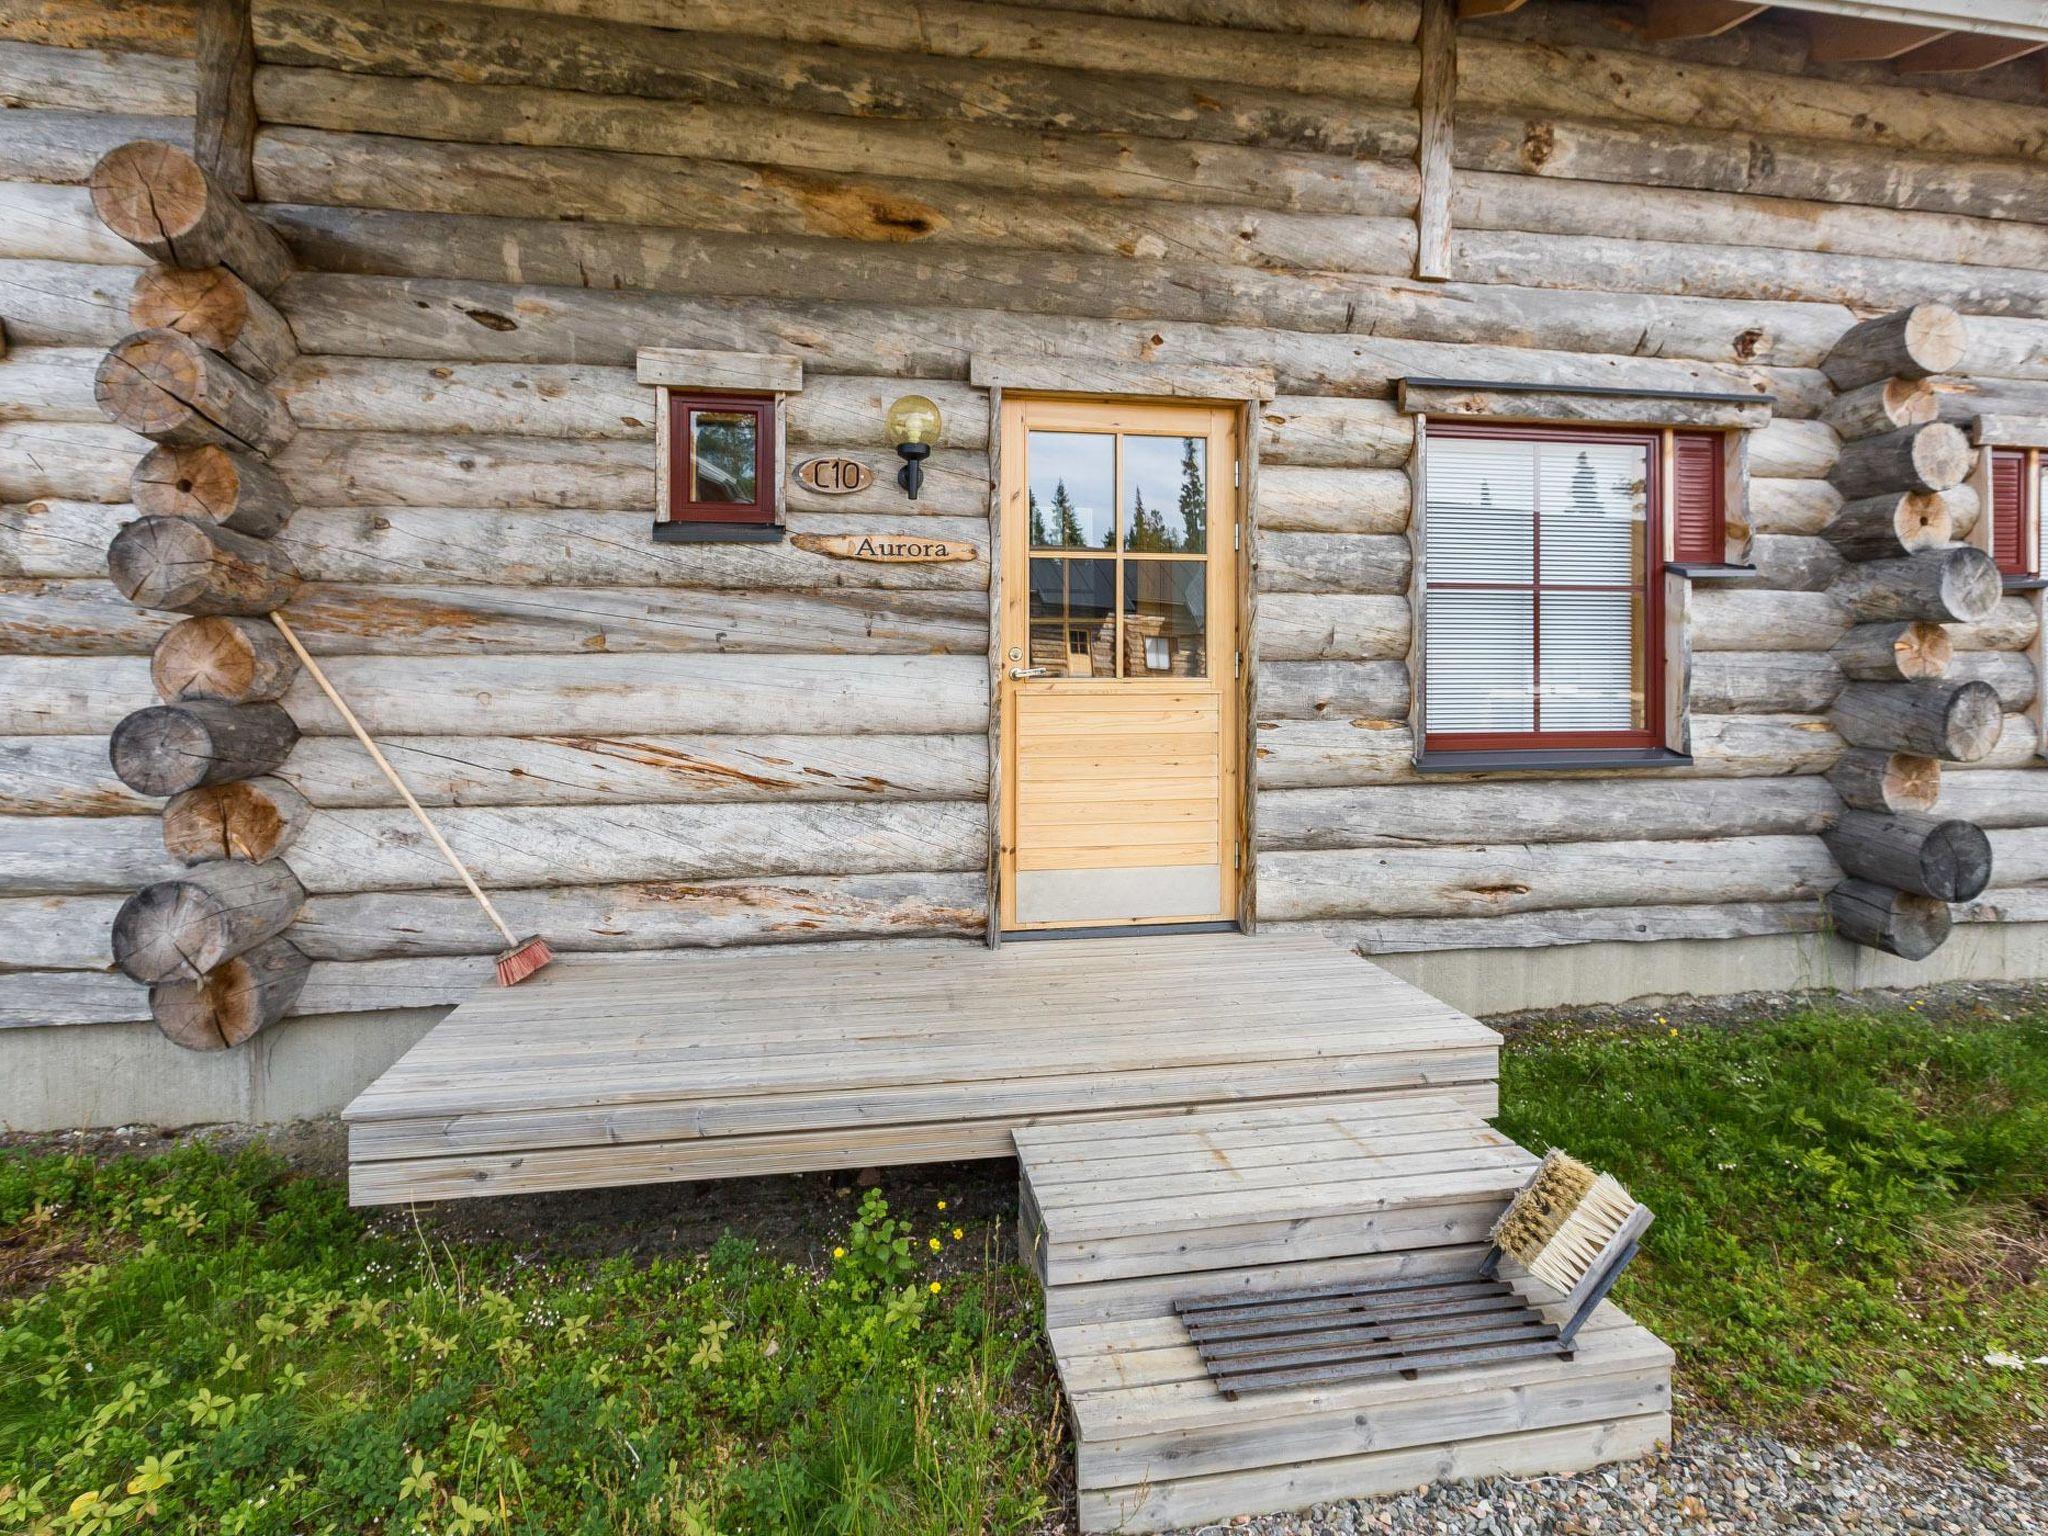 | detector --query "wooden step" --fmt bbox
[1017,1094,1673,1533]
